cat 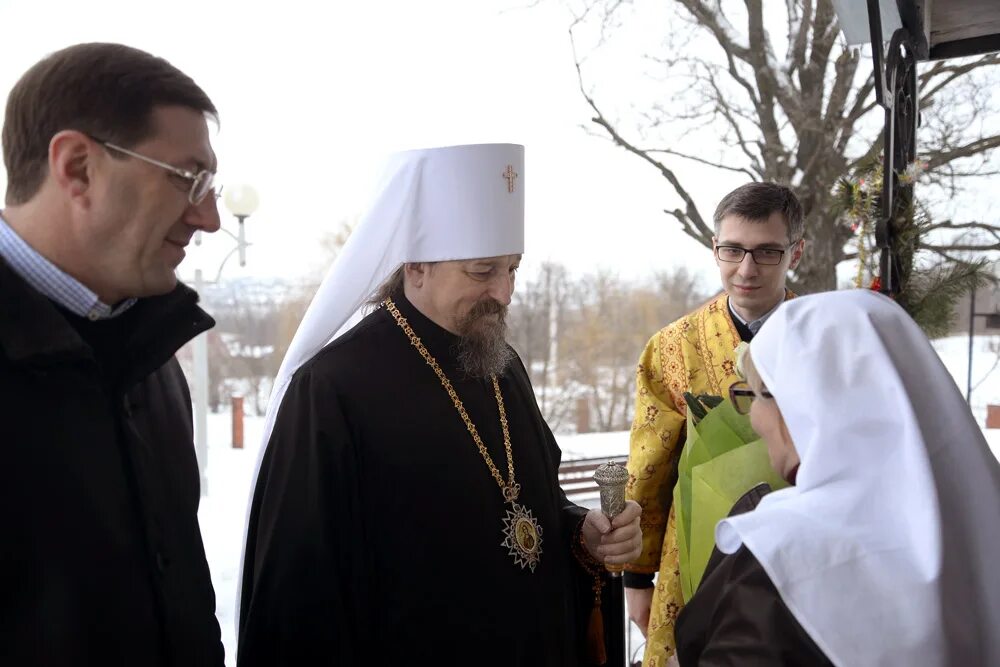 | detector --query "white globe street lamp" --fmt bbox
[225,184,260,268]
[192,183,260,496]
